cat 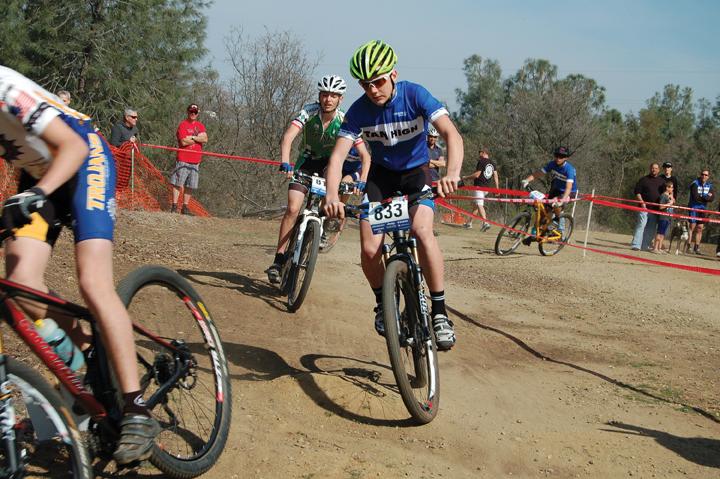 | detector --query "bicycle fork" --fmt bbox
[0,354,21,476]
